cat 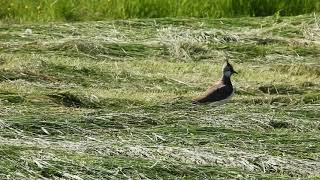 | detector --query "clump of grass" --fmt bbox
[269,120,292,129]
[258,84,303,95]
[0,93,25,104]
[157,27,221,60]
[50,40,155,59]
[302,93,320,103]
[237,95,318,105]
[273,64,320,77]
[48,92,102,108]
